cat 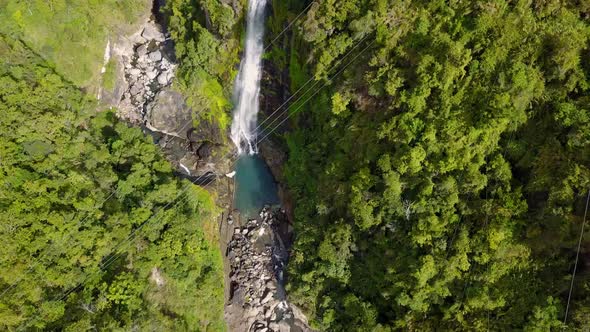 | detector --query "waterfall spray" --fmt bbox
[230,0,268,155]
